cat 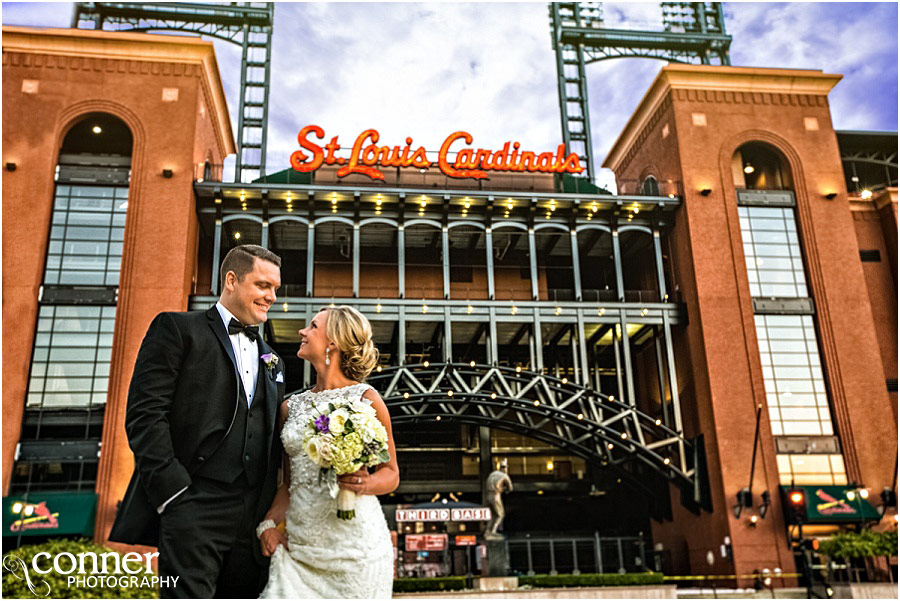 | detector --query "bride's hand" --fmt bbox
[337,468,370,494]
[260,527,288,557]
